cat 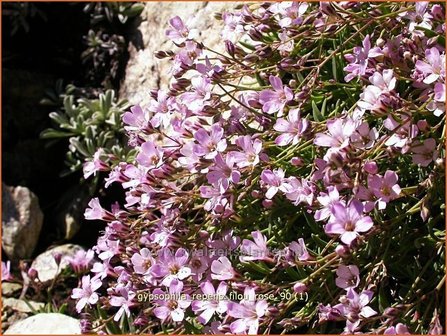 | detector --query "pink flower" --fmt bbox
[270,2,309,28]
[344,35,383,82]
[368,170,401,209]
[314,117,357,149]
[136,141,164,169]
[273,108,309,146]
[240,231,271,262]
[283,176,314,206]
[260,168,287,199]
[335,265,360,289]
[165,16,197,44]
[324,200,374,245]
[189,251,209,282]
[259,75,294,117]
[65,249,94,274]
[110,284,136,322]
[412,138,439,167]
[1,261,12,282]
[229,135,263,168]
[211,256,236,280]
[227,287,269,334]
[192,281,229,324]
[151,248,191,286]
[384,323,411,334]
[284,238,310,264]
[369,69,396,91]
[71,275,102,313]
[83,149,109,179]
[131,248,156,275]
[180,76,212,113]
[404,2,433,32]
[221,12,244,42]
[200,186,235,218]
[350,121,379,149]
[153,279,191,322]
[84,198,110,221]
[149,90,174,128]
[193,124,227,160]
[206,154,241,193]
[315,186,342,221]
[415,47,445,85]
[91,262,109,280]
[334,288,377,333]
[123,104,150,132]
